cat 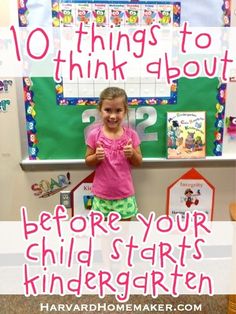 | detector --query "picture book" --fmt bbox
[167,111,206,159]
